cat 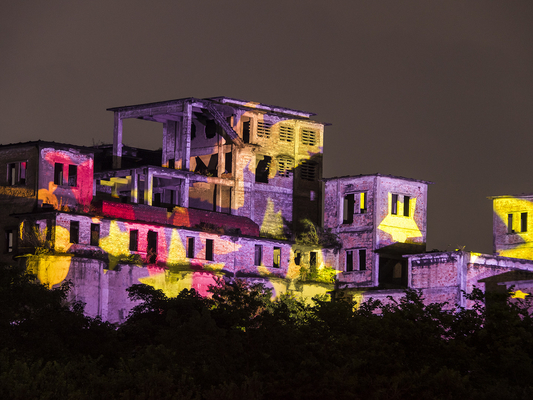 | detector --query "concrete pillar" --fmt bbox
[112,112,123,169]
[180,177,189,208]
[181,102,192,171]
[145,169,153,206]
[131,170,138,204]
